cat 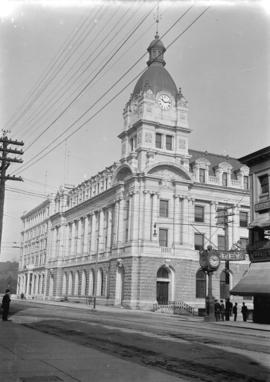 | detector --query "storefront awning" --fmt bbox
[249,217,270,228]
[230,262,270,296]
